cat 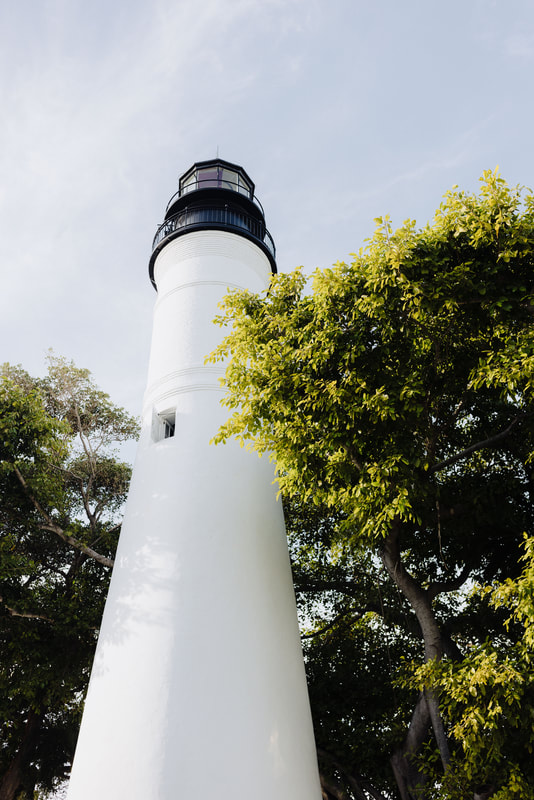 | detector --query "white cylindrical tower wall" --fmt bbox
[68,225,322,799]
